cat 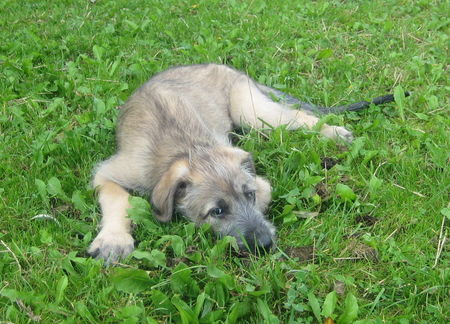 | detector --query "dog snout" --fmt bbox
[244,232,273,253]
[258,234,273,251]
[231,205,276,253]
[237,221,274,253]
